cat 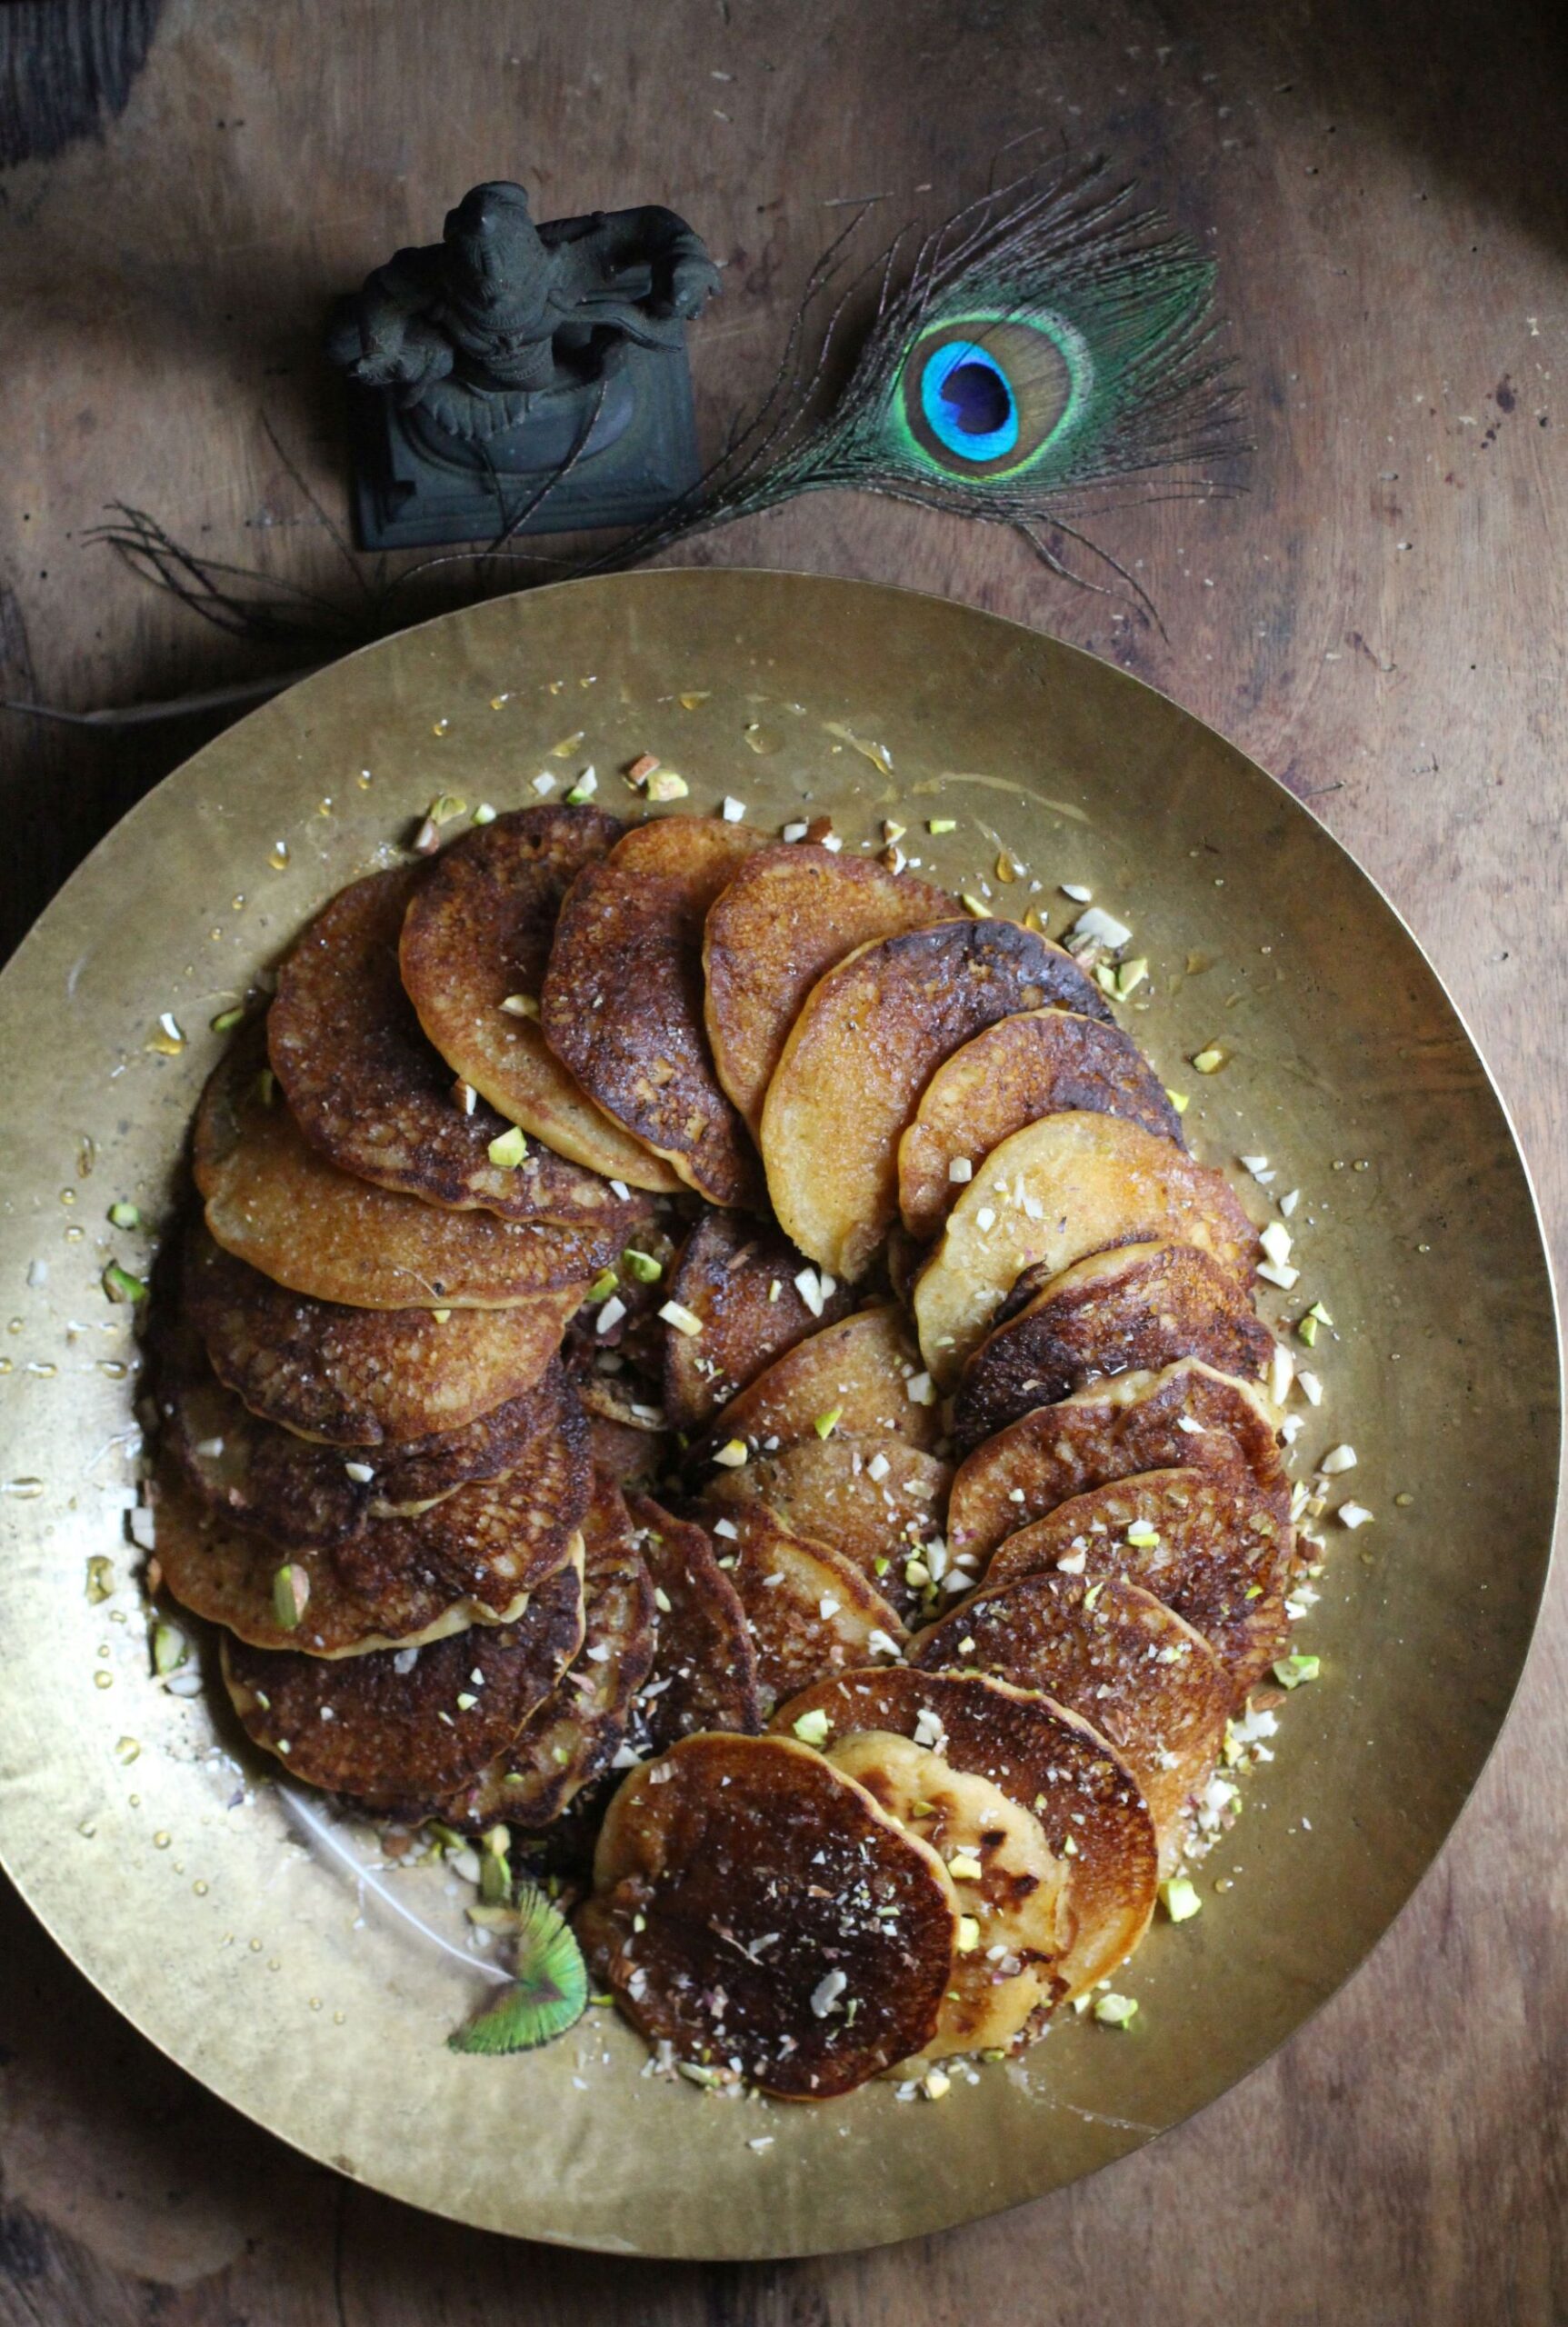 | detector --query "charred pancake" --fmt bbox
[331,1426,590,1619]
[660,1210,857,1433]
[148,1466,489,1657]
[578,1732,958,2098]
[155,1306,582,1554]
[980,1465,1293,1701]
[625,1494,762,1747]
[702,843,950,1134]
[707,1503,906,1713]
[400,1481,658,1829]
[195,1031,610,1309]
[223,1554,585,1799]
[268,864,651,1234]
[182,1221,576,1446]
[761,918,1113,1282]
[585,1412,670,1491]
[914,1113,1260,1386]
[686,1303,942,1473]
[946,1360,1288,1569]
[897,1009,1186,1243]
[774,1666,1157,2002]
[913,1573,1231,1874]
[699,1435,953,1623]
[827,1732,1069,2054]
[397,804,678,1191]
[541,818,764,1207]
[953,1240,1276,1450]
